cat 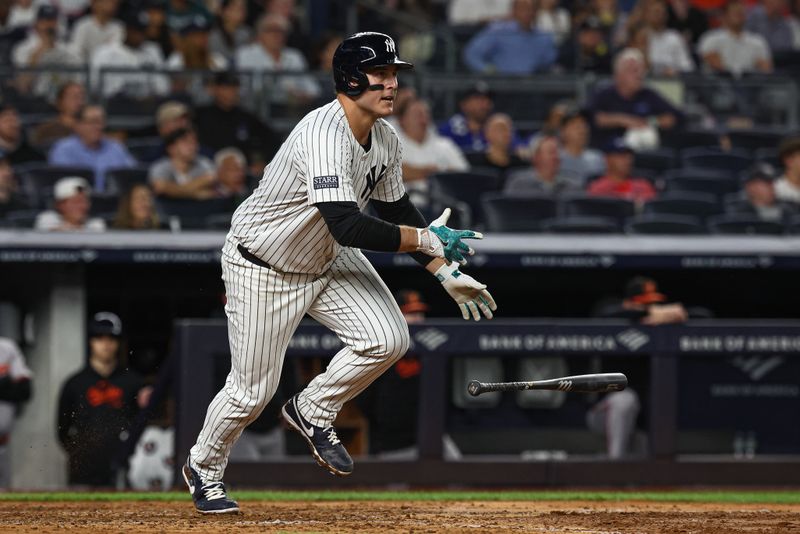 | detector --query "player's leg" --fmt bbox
[281,248,409,475]
[187,242,321,499]
[302,247,410,426]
